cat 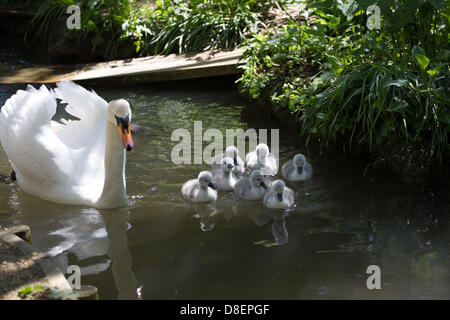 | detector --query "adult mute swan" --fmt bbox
[282,153,313,181]
[245,143,278,175]
[0,81,134,209]
[263,180,295,209]
[234,170,268,200]
[182,171,217,202]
